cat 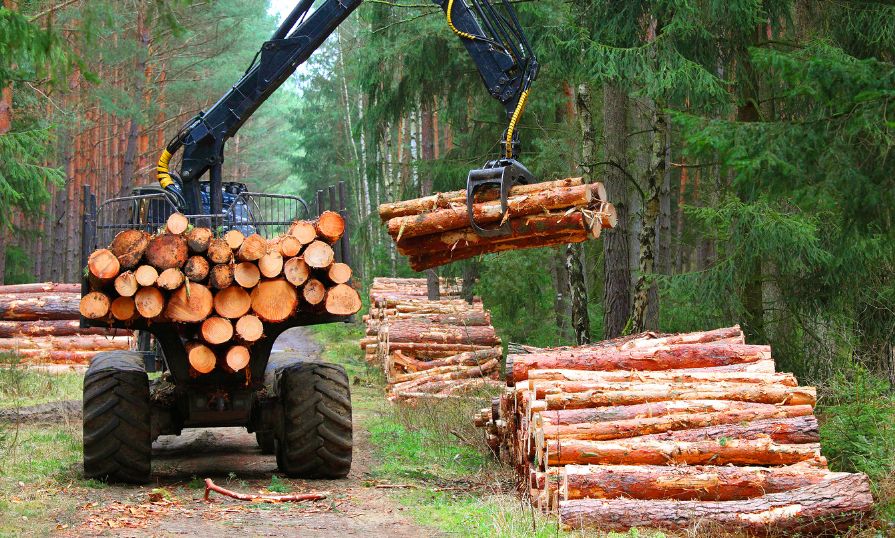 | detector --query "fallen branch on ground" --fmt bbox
[203,478,327,503]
